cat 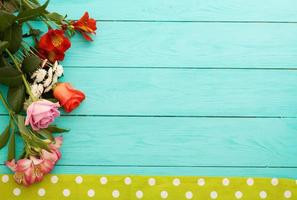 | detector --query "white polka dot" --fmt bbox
[63,189,71,197]
[100,177,108,185]
[259,191,267,199]
[271,178,279,186]
[284,190,292,199]
[88,189,95,197]
[38,188,46,197]
[185,191,193,199]
[210,191,218,199]
[148,178,156,186]
[136,190,143,199]
[222,178,230,186]
[75,176,83,184]
[1,175,9,183]
[161,191,168,199]
[247,178,254,186]
[235,191,243,199]
[13,188,21,196]
[51,175,58,184]
[172,178,180,186]
[124,177,132,185]
[197,178,205,186]
[112,190,120,198]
